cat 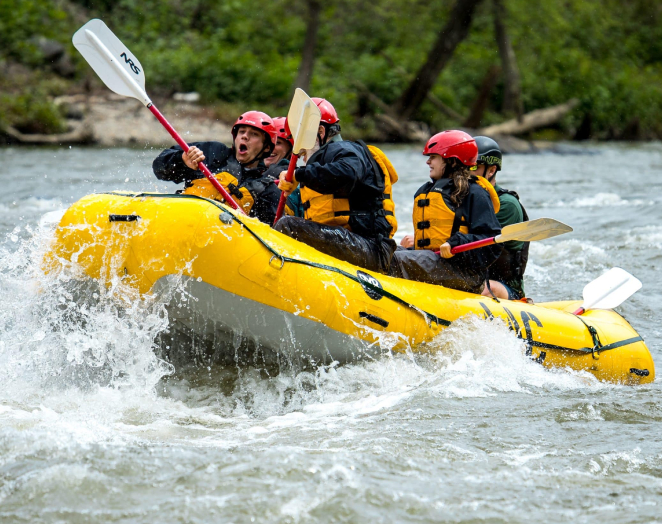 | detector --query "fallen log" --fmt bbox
[1,120,95,145]
[478,99,579,136]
